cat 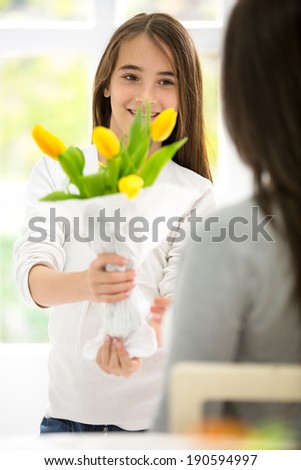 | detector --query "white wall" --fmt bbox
[215,126,253,208]
[0,344,49,435]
